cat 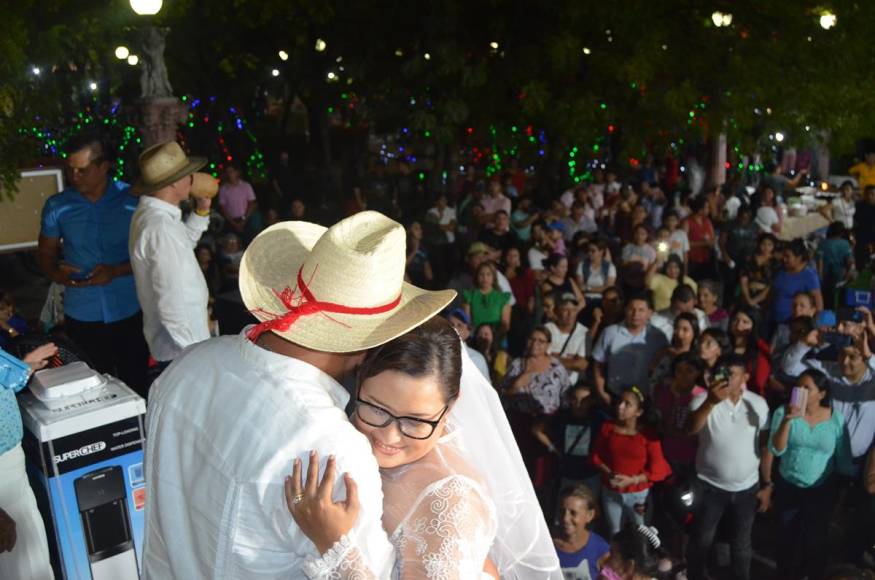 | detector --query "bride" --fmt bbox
[284,317,560,578]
